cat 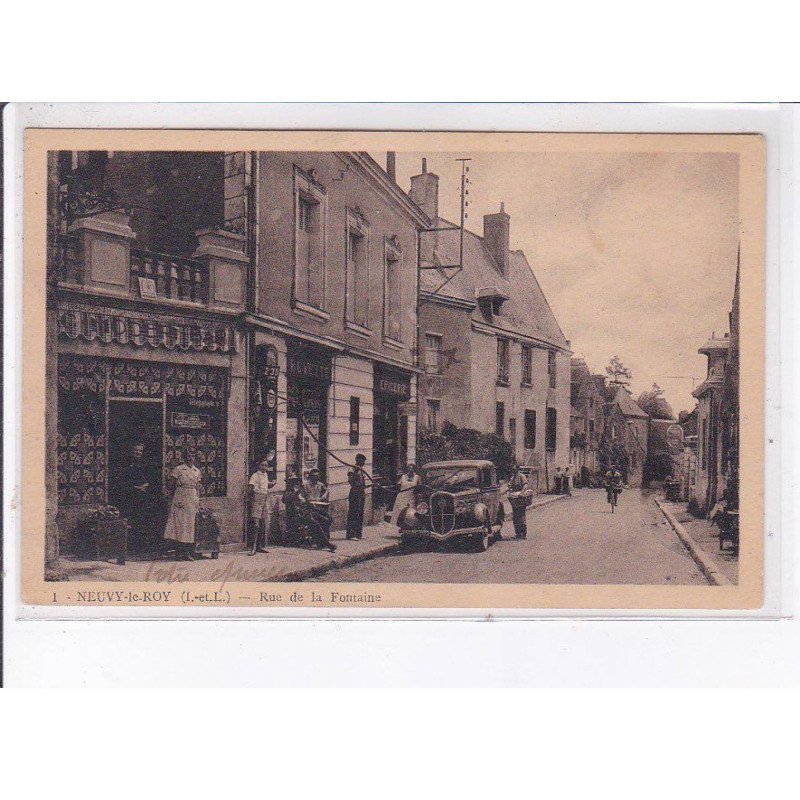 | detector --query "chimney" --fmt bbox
[409,157,439,223]
[483,202,510,277]
[386,151,396,182]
